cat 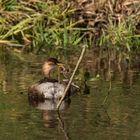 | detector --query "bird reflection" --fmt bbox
[28,98,71,128]
[43,110,58,128]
